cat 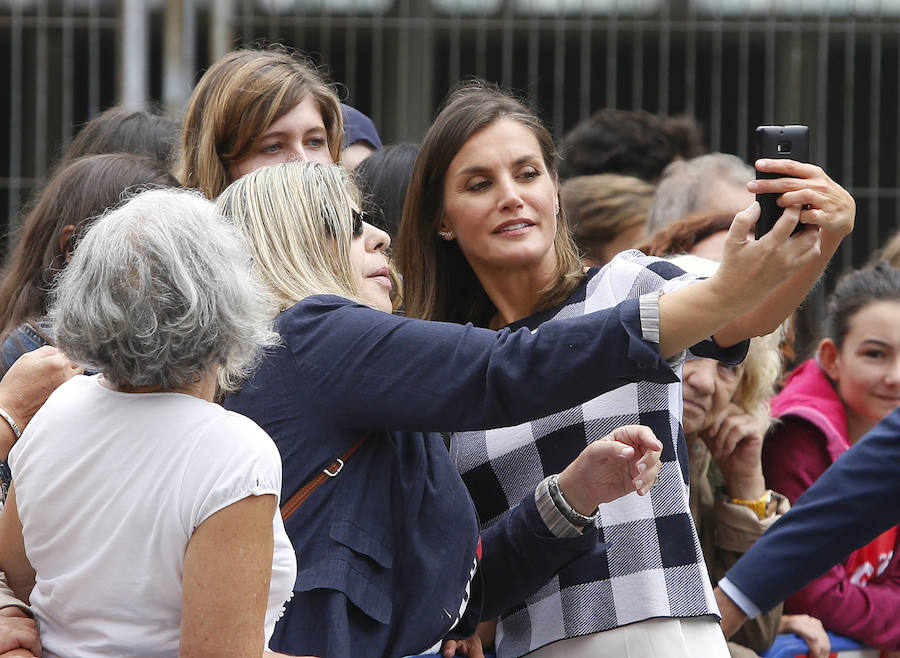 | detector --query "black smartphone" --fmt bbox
[754,125,810,239]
